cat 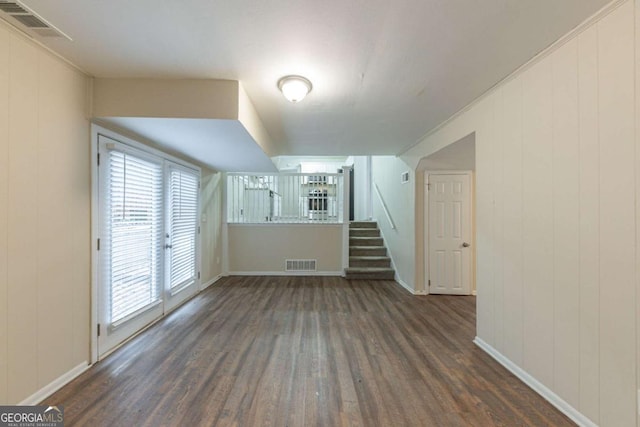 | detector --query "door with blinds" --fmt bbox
[97,135,200,357]
[164,163,199,311]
